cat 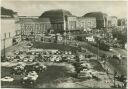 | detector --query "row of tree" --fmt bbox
[112,27,127,48]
